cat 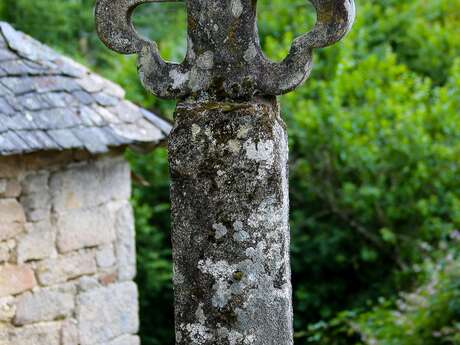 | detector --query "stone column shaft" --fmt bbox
[169,98,293,345]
